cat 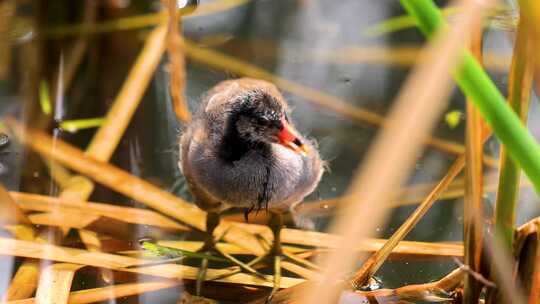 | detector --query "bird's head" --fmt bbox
[230,89,308,156]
